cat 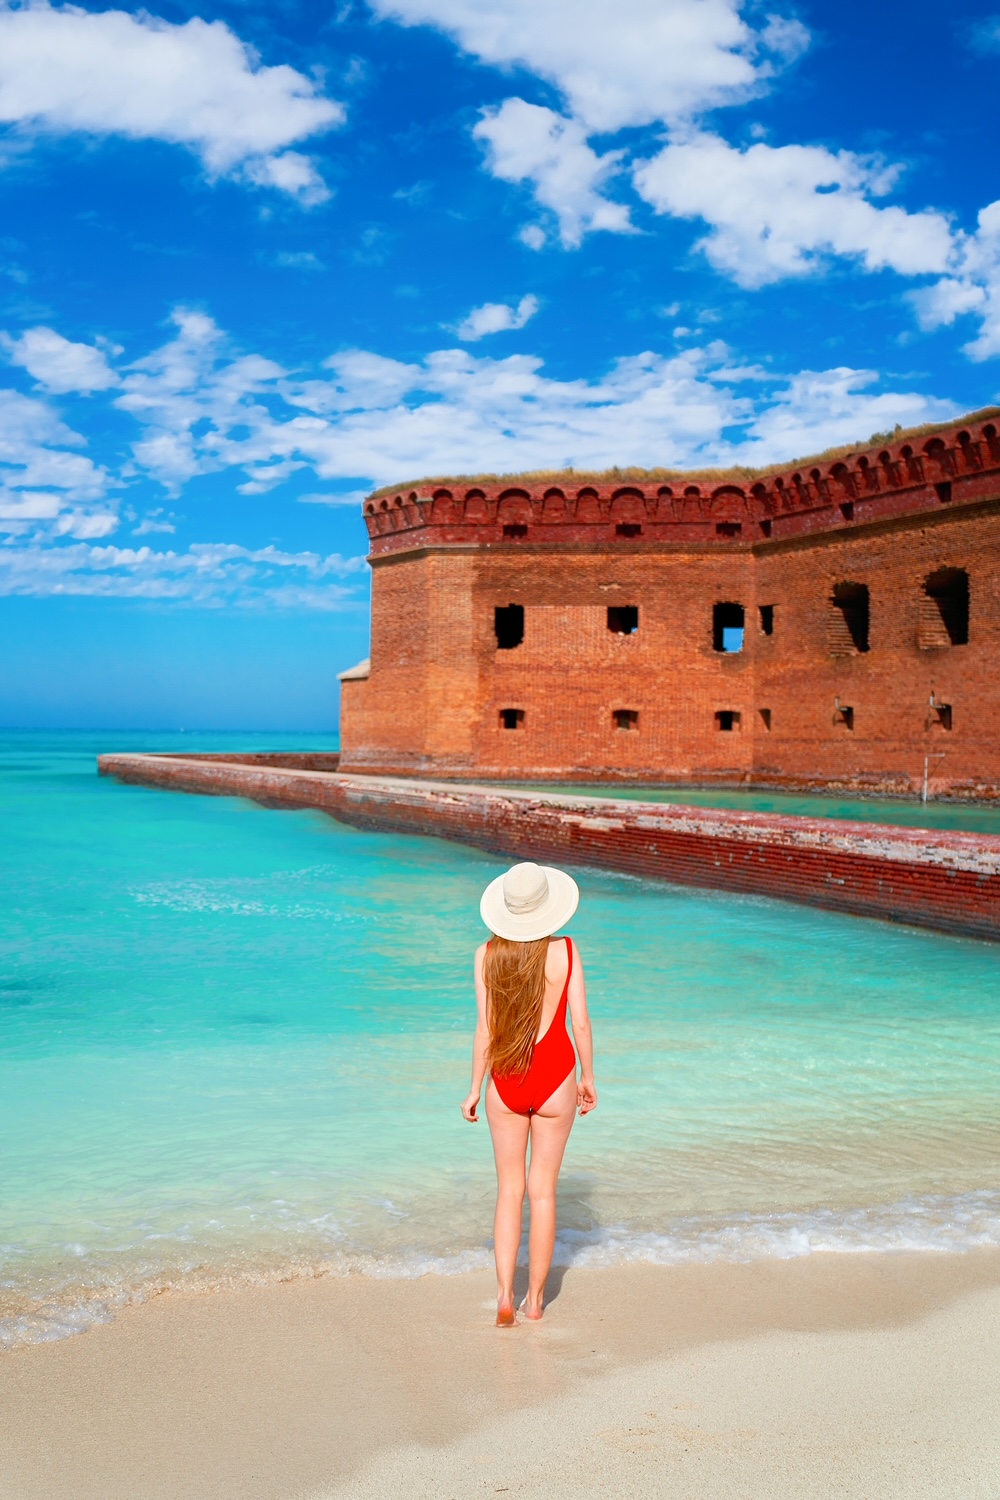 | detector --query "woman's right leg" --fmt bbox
[485,1080,530,1326]
[525,1072,577,1319]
